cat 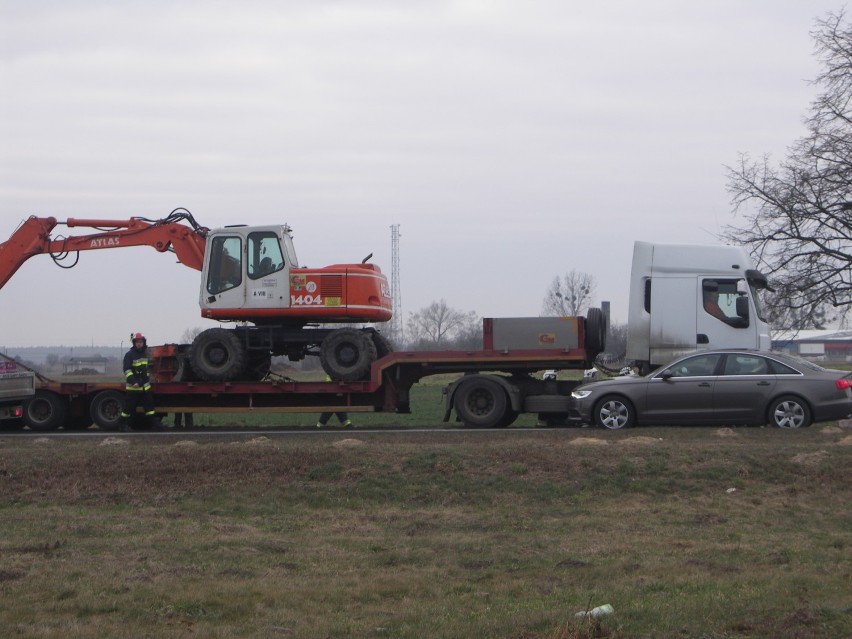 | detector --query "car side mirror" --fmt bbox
[660,370,673,380]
